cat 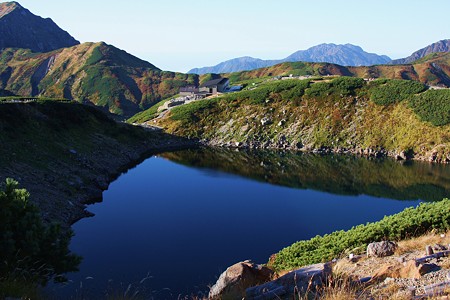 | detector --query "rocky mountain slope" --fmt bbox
[188,44,391,74]
[0,42,198,117]
[391,39,450,64]
[0,1,79,52]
